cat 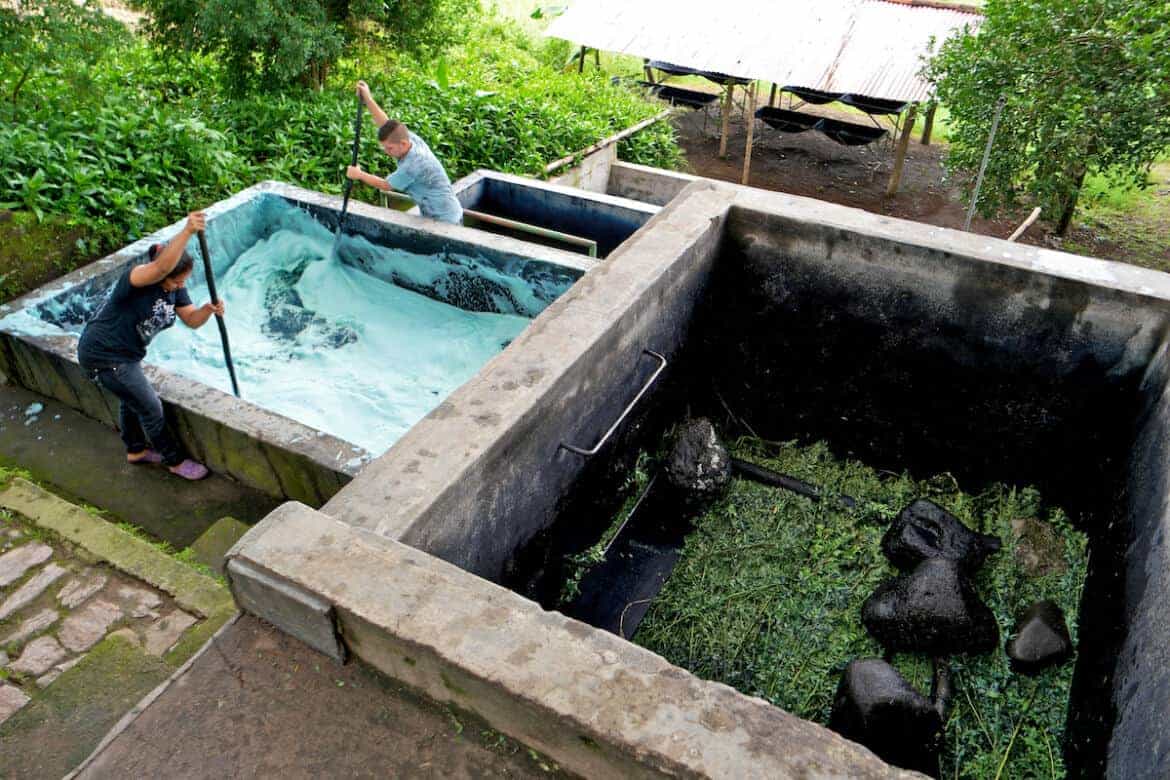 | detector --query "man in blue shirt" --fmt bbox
[345,80,463,225]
